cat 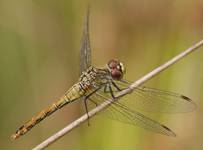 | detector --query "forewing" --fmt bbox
[89,91,176,137]
[112,80,196,113]
[80,7,91,75]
